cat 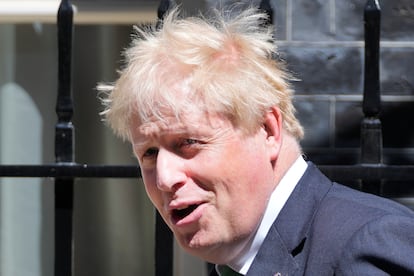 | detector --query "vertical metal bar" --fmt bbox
[155,212,173,276]
[361,0,382,195]
[157,0,172,21]
[55,1,74,275]
[259,0,273,26]
[259,0,277,62]
[363,0,381,117]
[155,2,174,275]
